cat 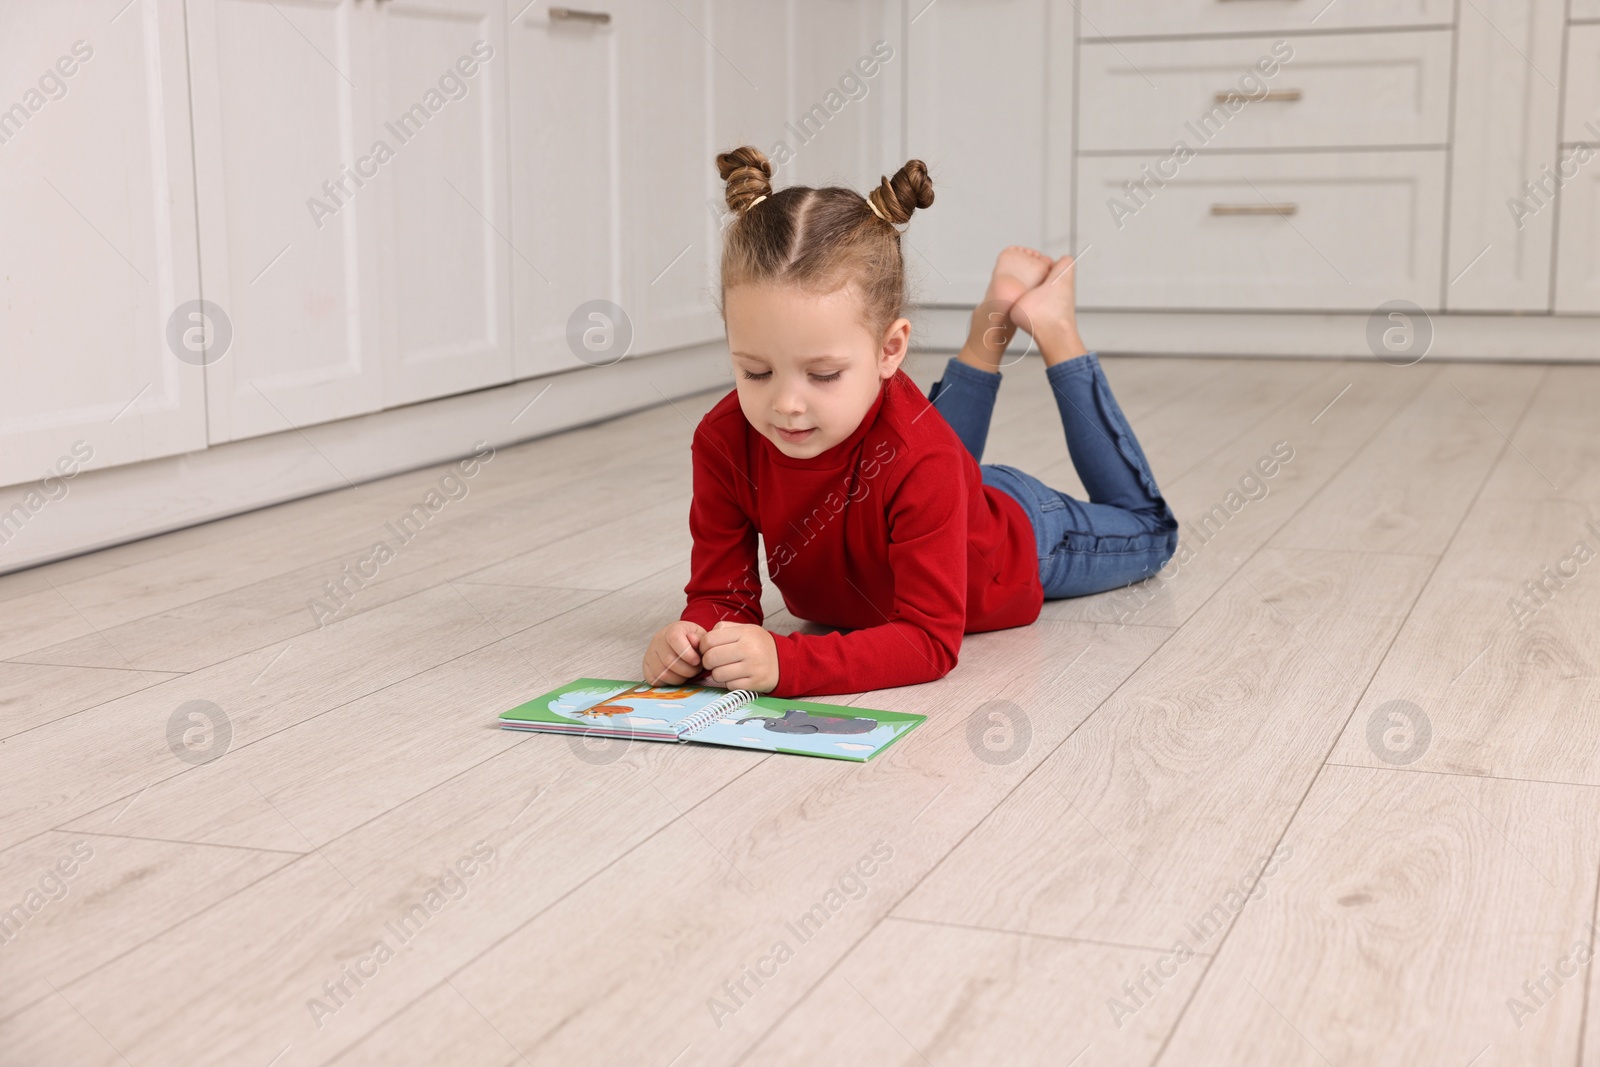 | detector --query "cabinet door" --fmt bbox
[0,1,206,491]
[614,0,721,356]
[784,0,897,191]
[189,0,384,443]
[508,0,619,378]
[1444,0,1566,311]
[1076,151,1446,311]
[1077,31,1454,153]
[374,0,513,406]
[1554,156,1600,312]
[906,0,1048,305]
[711,0,790,201]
